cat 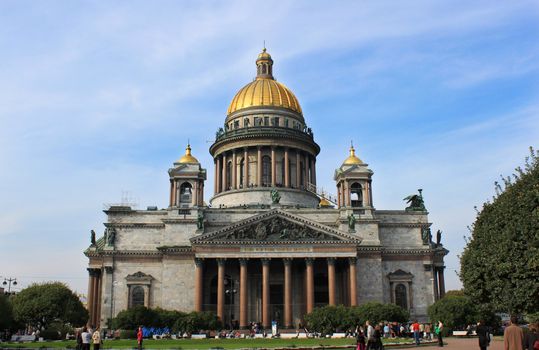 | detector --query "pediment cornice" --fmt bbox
[191,209,360,245]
